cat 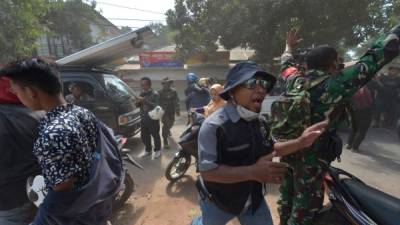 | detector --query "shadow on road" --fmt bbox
[111,115,198,225]
[359,142,400,172]
[110,204,145,225]
[165,175,198,203]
